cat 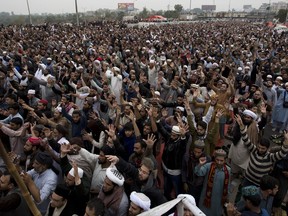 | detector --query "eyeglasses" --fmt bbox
[138,167,150,176]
